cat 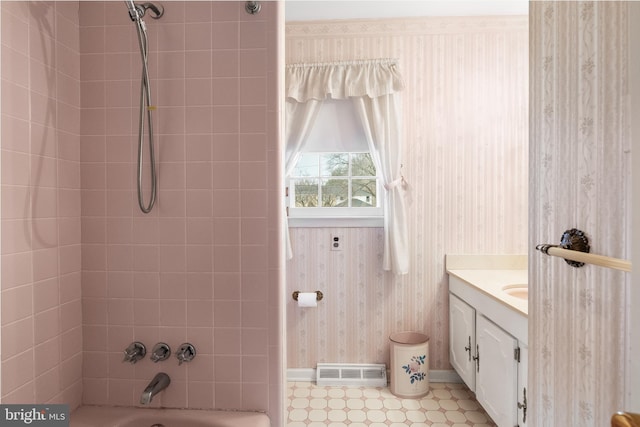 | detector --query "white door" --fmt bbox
[476,314,518,427]
[449,293,476,391]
